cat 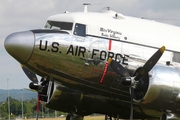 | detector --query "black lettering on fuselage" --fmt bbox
[115,53,123,63]
[78,46,86,57]
[74,46,78,56]
[66,45,74,55]
[92,49,99,59]
[51,42,59,52]
[91,49,129,65]
[122,55,128,65]
[100,51,106,60]
[66,45,86,57]
[39,40,47,51]
[107,51,114,59]
[38,40,129,65]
